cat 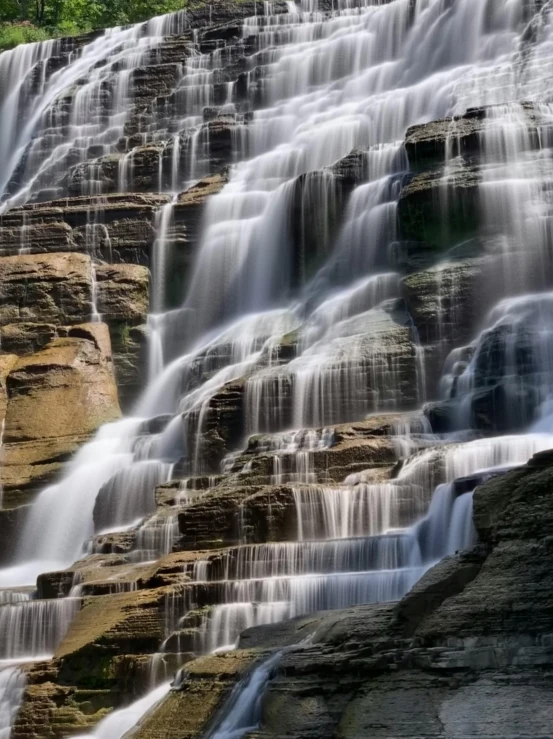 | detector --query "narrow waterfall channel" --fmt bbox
[1,0,553,737]
[205,651,286,739]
